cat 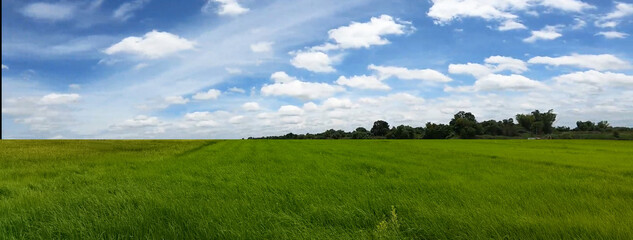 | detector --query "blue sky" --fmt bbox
[2,0,633,139]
